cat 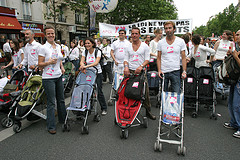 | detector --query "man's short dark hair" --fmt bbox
[131,27,140,34]
[44,26,55,34]
[119,29,126,34]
